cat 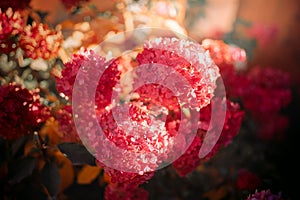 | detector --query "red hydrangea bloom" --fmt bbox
[103,167,153,200]
[256,114,289,141]
[0,8,24,53]
[64,38,220,174]
[236,169,261,191]
[19,22,62,60]
[245,84,289,115]
[105,184,149,200]
[0,8,24,40]
[94,58,177,174]
[0,84,49,139]
[240,67,291,140]
[244,66,291,115]
[201,100,244,161]
[246,189,282,200]
[95,57,122,111]
[172,99,244,176]
[247,24,278,48]
[171,135,202,177]
[201,39,250,99]
[54,105,80,143]
[55,53,86,98]
[201,39,247,68]
[92,38,220,174]
[140,37,220,109]
[55,50,112,144]
[248,66,290,89]
[202,39,291,115]
[58,38,221,199]
[202,39,291,141]
[214,63,252,99]
[0,0,31,11]
[55,50,118,104]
